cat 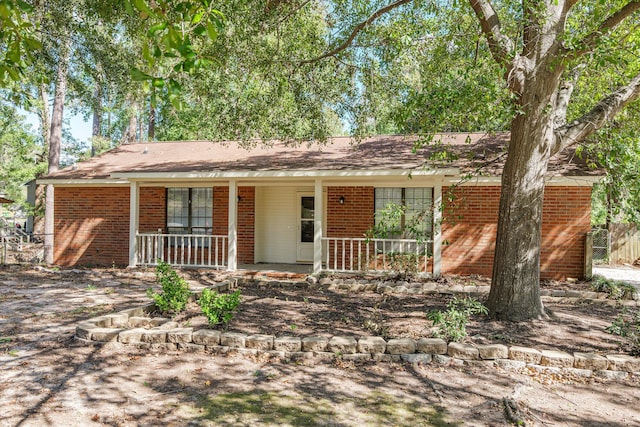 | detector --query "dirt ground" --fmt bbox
[1,265,639,427]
